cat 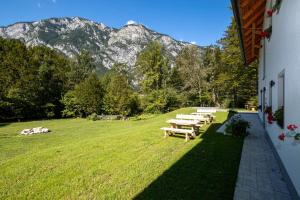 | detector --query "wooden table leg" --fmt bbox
[185,133,189,142]
[164,130,168,138]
